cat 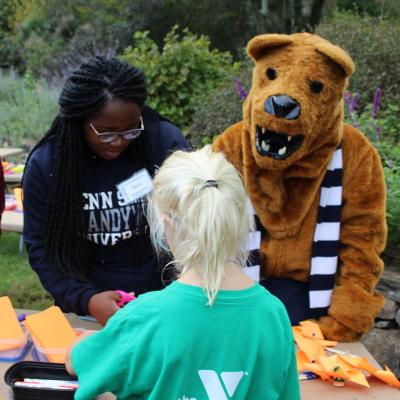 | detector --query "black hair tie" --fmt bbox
[201,180,218,190]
